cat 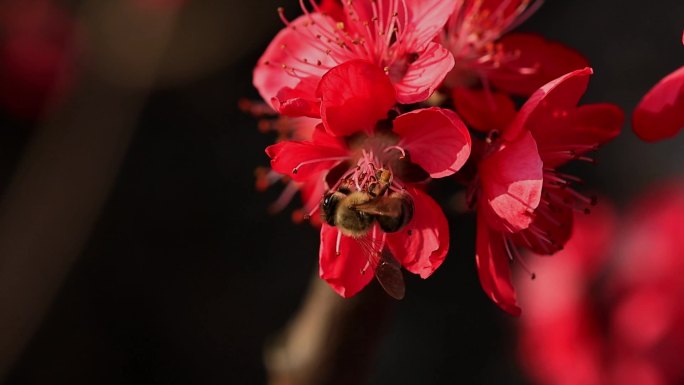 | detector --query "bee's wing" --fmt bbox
[375,251,405,300]
[353,197,402,217]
